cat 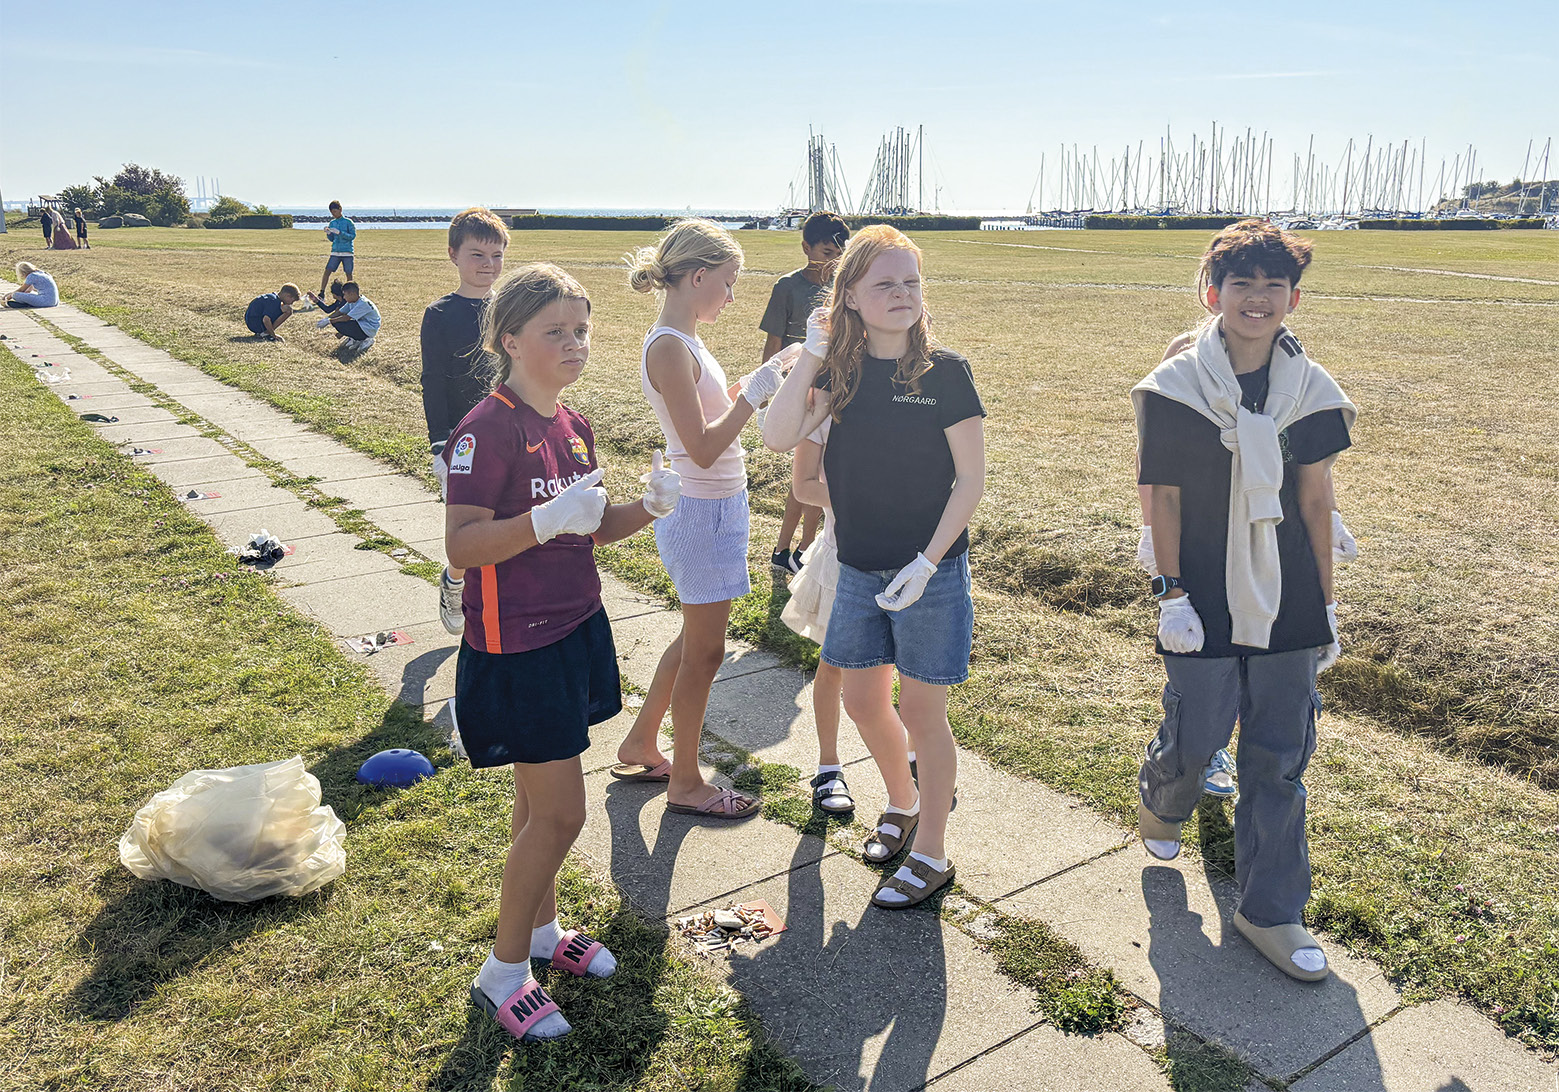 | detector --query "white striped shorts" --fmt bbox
[653,490,751,605]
